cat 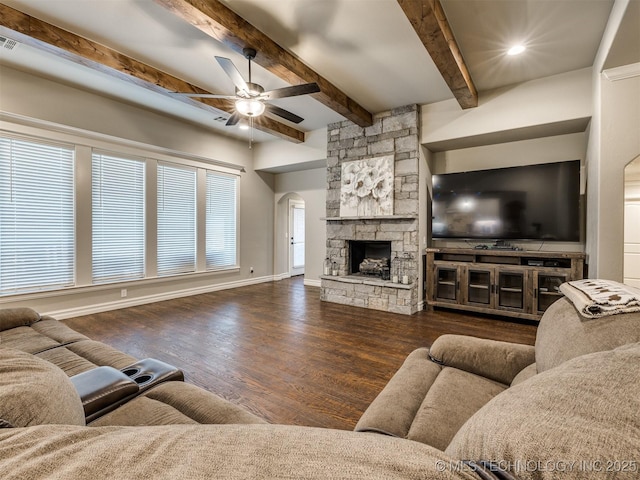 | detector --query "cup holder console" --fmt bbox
[70,359,184,423]
[133,374,153,384]
[120,358,184,393]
